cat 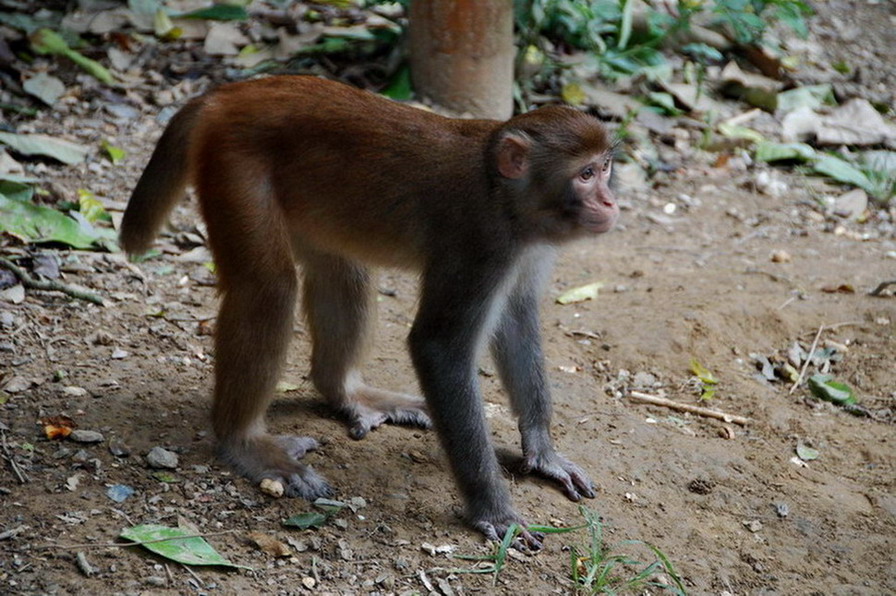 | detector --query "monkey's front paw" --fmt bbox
[218,434,334,500]
[344,387,432,439]
[523,451,596,501]
[471,513,545,551]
